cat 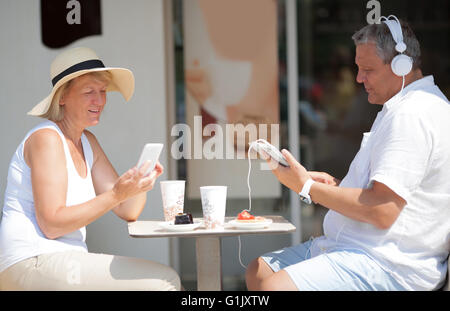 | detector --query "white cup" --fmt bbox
[160,180,186,222]
[200,186,227,229]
